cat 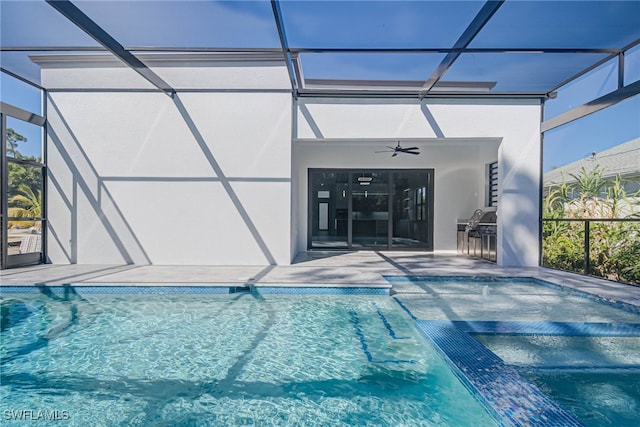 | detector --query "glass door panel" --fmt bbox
[391,171,433,249]
[351,172,389,249]
[309,171,349,249]
[308,169,433,251]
